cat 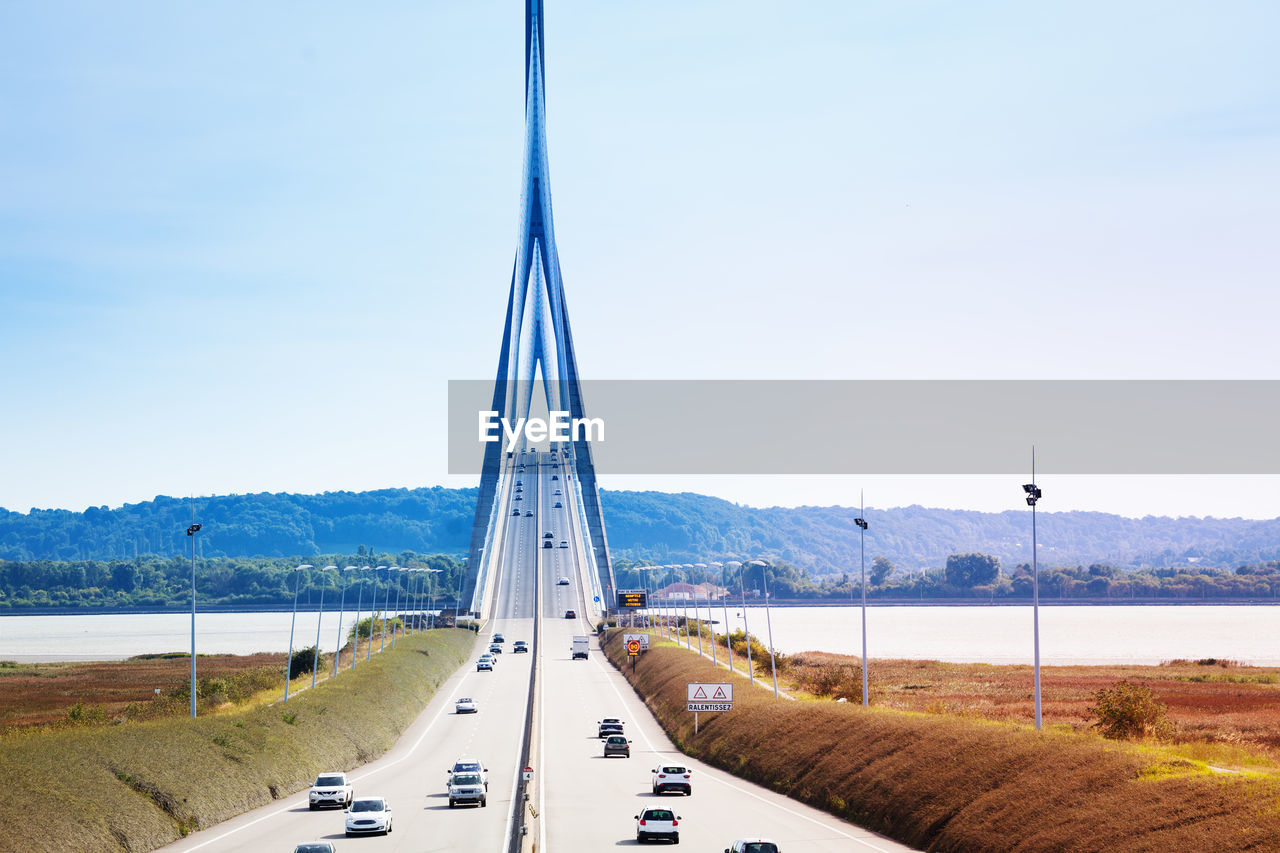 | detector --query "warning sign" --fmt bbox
[686,682,733,712]
[627,639,641,656]
[622,633,650,651]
